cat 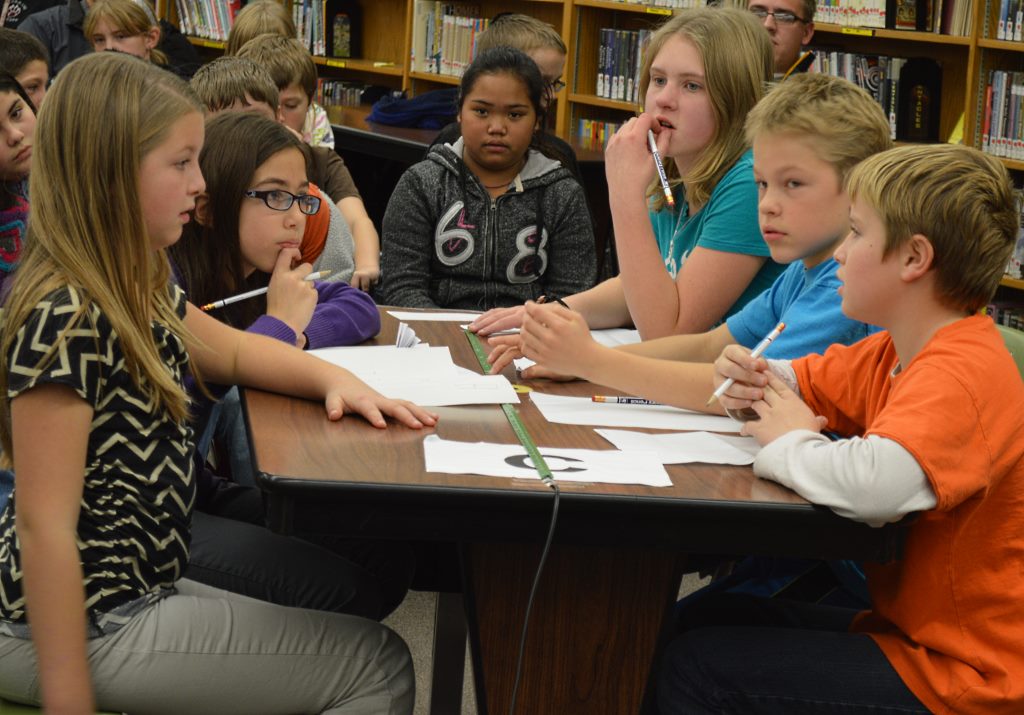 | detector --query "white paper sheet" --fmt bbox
[596,429,759,465]
[422,435,672,487]
[513,327,642,371]
[308,345,519,406]
[529,392,743,432]
[387,310,483,322]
